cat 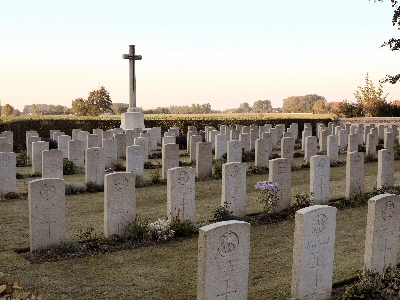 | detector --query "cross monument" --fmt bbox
[120,45,145,129]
